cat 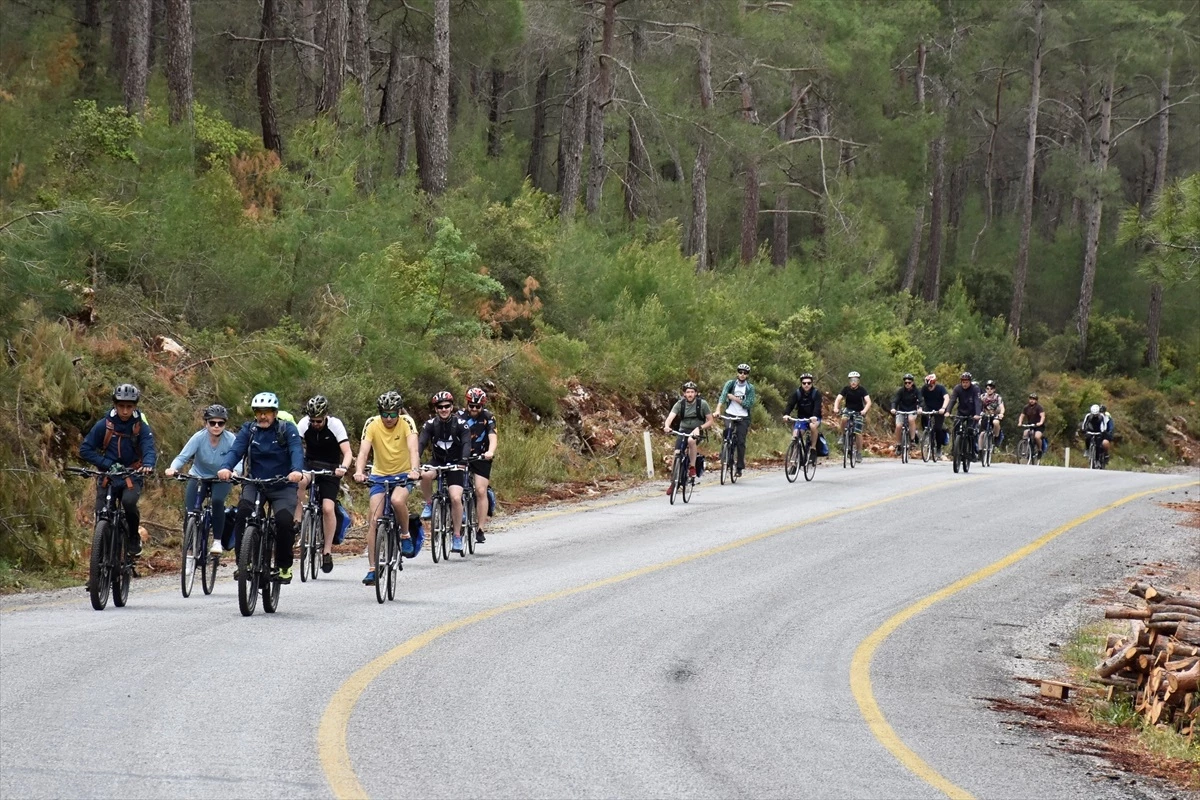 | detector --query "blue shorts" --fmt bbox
[369,474,411,497]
